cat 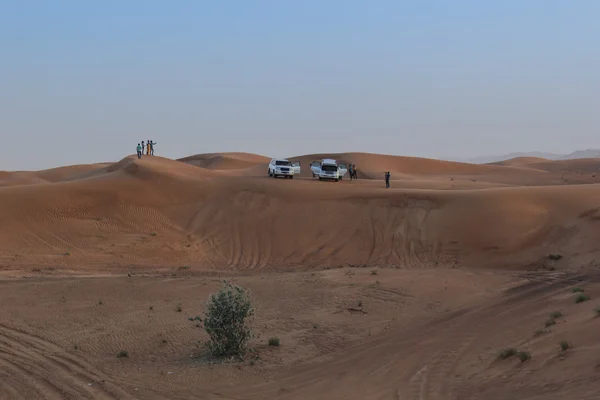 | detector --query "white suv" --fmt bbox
[310,159,348,182]
[268,159,301,179]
